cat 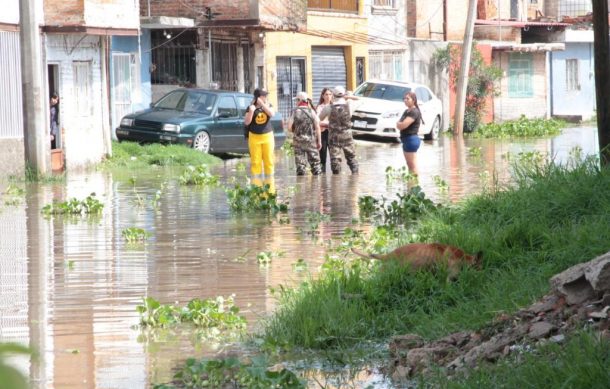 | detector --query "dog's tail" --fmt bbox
[351,247,383,260]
